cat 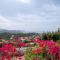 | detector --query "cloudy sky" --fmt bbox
[0,0,60,32]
